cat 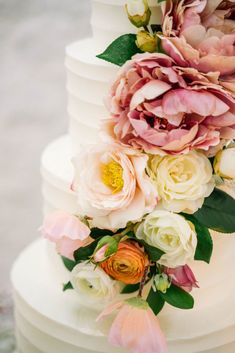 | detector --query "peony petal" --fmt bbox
[162,89,229,117]
[130,80,171,110]
[182,24,206,48]
[198,54,235,76]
